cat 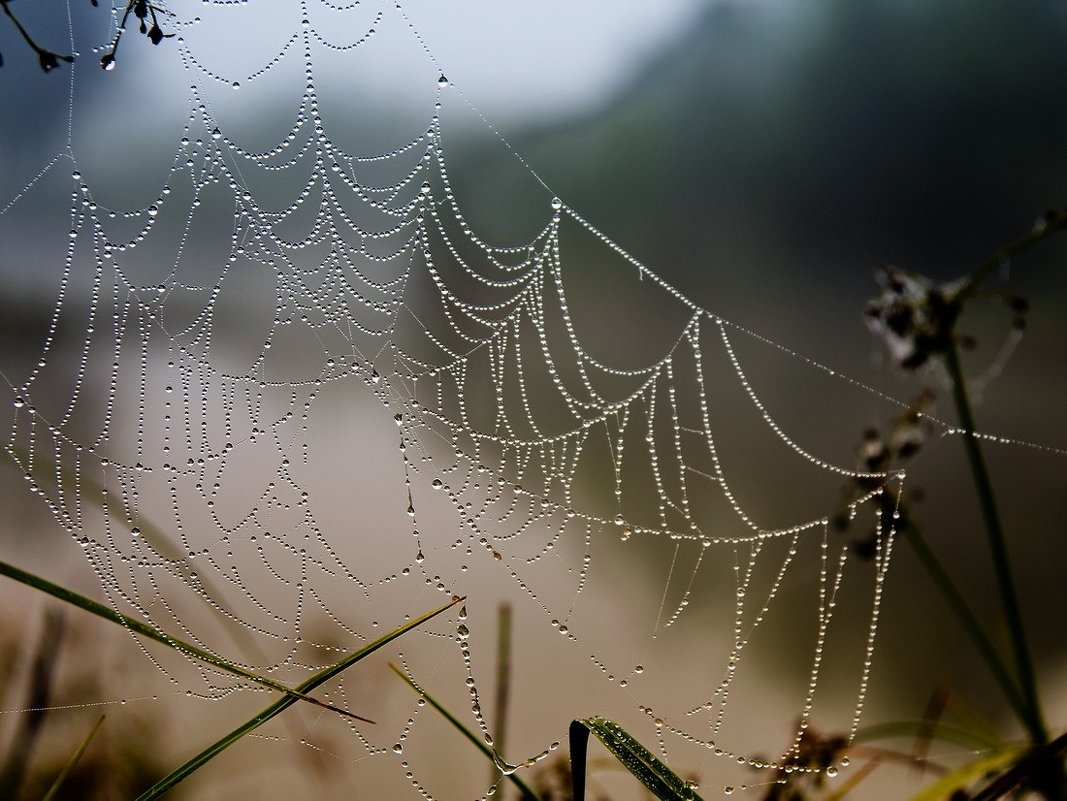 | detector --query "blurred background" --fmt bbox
[2,0,1067,798]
